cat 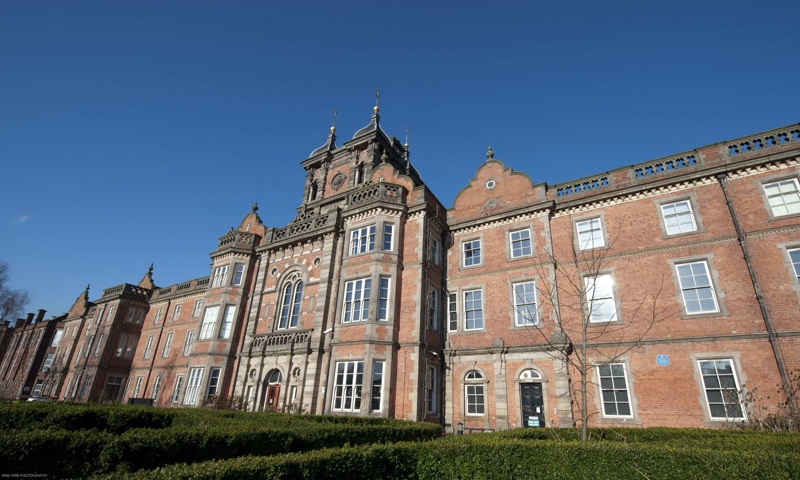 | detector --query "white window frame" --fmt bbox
[428,289,439,330]
[462,239,482,267]
[661,200,698,235]
[763,178,800,217]
[426,366,438,414]
[212,265,229,288]
[183,330,196,356]
[207,367,221,399]
[576,218,605,250]
[51,329,63,347]
[382,224,394,251]
[465,370,485,416]
[152,375,162,400]
[133,376,143,398]
[350,225,376,255]
[184,368,204,405]
[698,359,745,421]
[278,281,304,329]
[676,261,719,315]
[218,305,235,339]
[192,300,203,317]
[161,332,174,357]
[199,306,219,339]
[42,353,54,371]
[430,237,440,264]
[143,335,155,359]
[154,307,163,324]
[513,281,538,326]
[377,277,390,321]
[342,278,371,323]
[597,363,633,418]
[232,264,245,286]
[171,304,182,322]
[370,361,384,412]
[787,248,800,281]
[463,289,484,331]
[332,361,364,412]
[105,306,114,323]
[94,333,104,356]
[509,229,533,258]
[31,380,44,397]
[172,376,185,403]
[585,274,617,322]
[448,293,458,332]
